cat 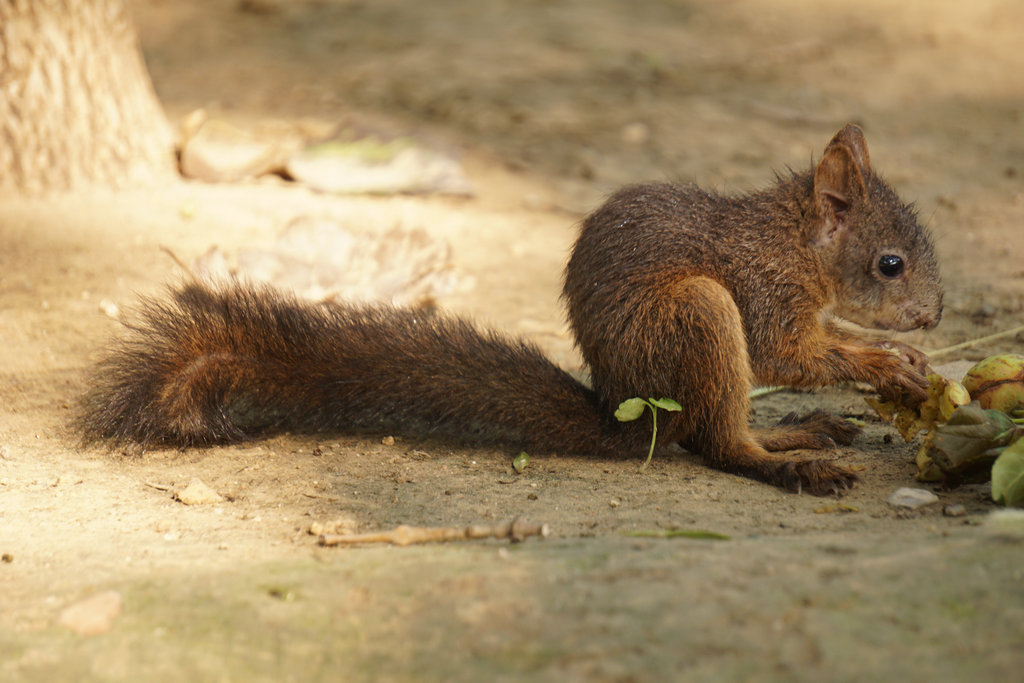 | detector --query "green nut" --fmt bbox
[962,354,1024,413]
